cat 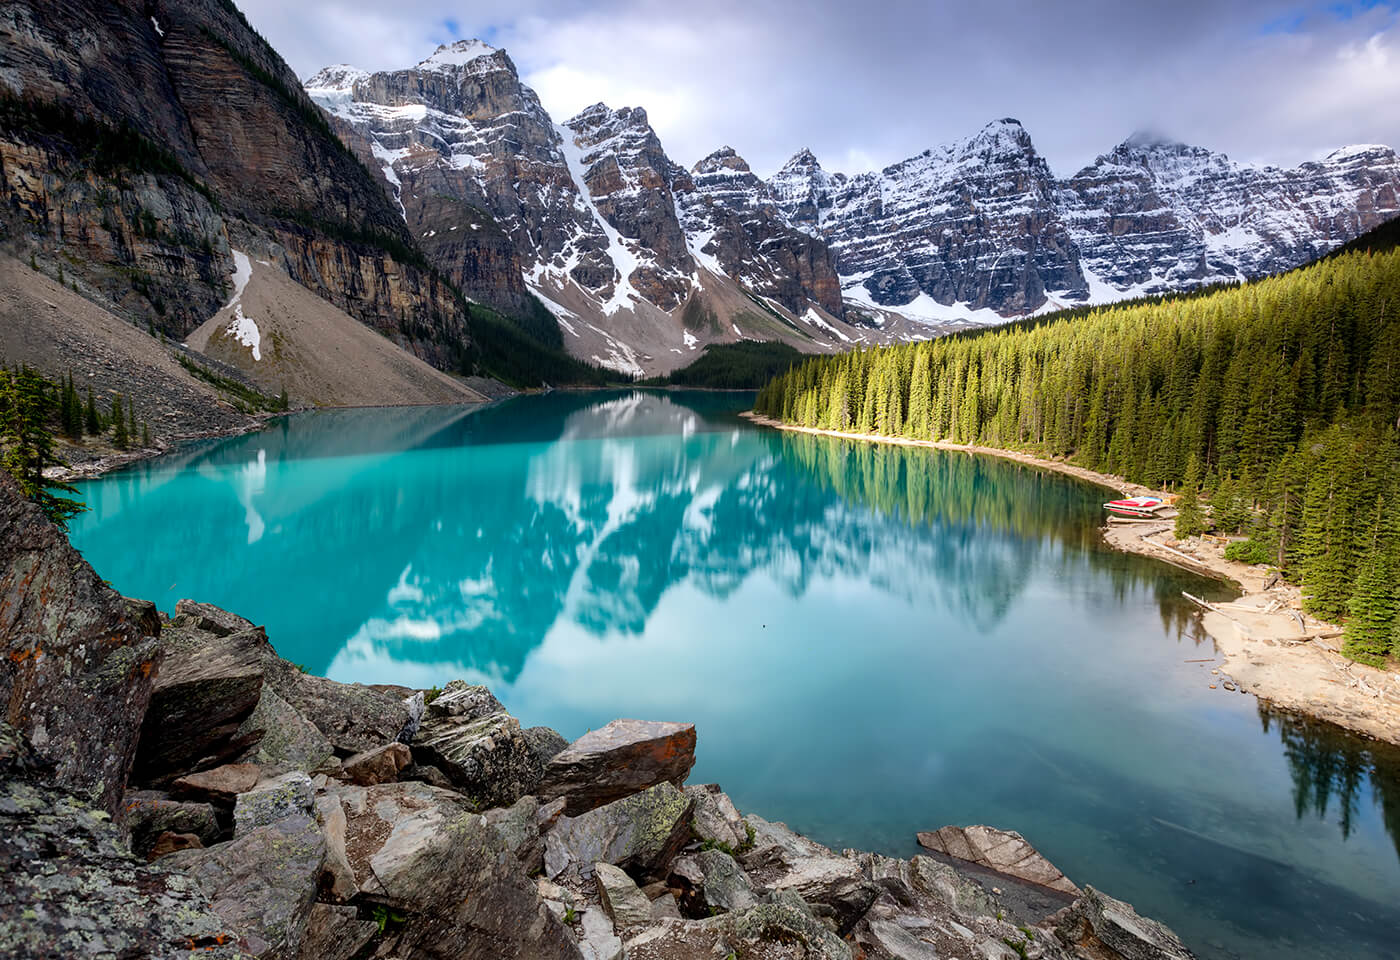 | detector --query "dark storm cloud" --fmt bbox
[239,0,1400,177]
